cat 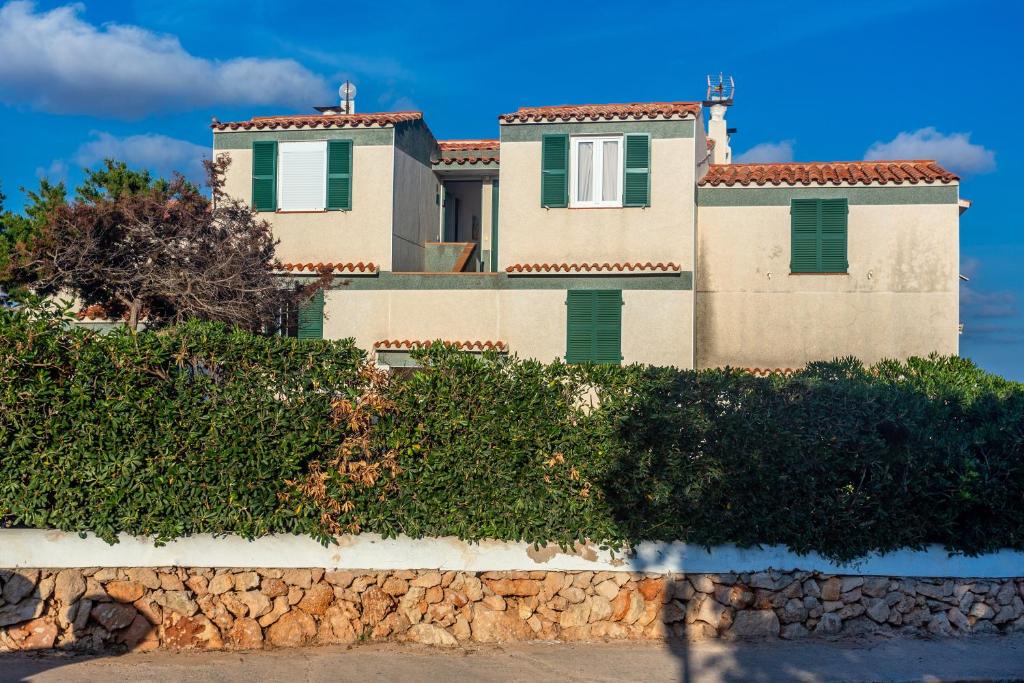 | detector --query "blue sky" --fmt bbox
[1,0,1020,378]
